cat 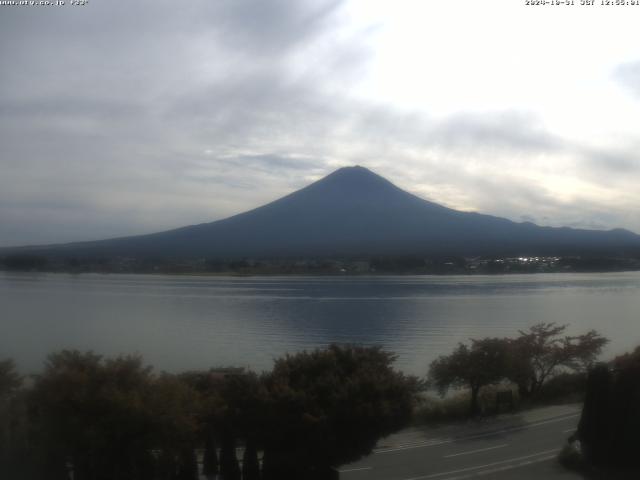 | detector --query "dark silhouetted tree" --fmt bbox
[219,430,241,480]
[242,438,261,480]
[176,447,198,480]
[429,338,509,415]
[202,433,219,479]
[0,359,21,398]
[577,363,612,466]
[147,373,200,478]
[29,351,201,480]
[3,254,47,271]
[197,370,266,480]
[578,347,640,470]
[507,323,608,398]
[0,359,25,477]
[262,344,419,478]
